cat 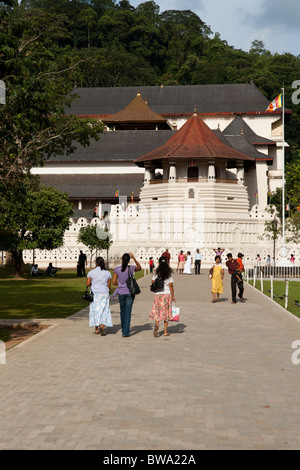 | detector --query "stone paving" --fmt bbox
[0,269,300,450]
